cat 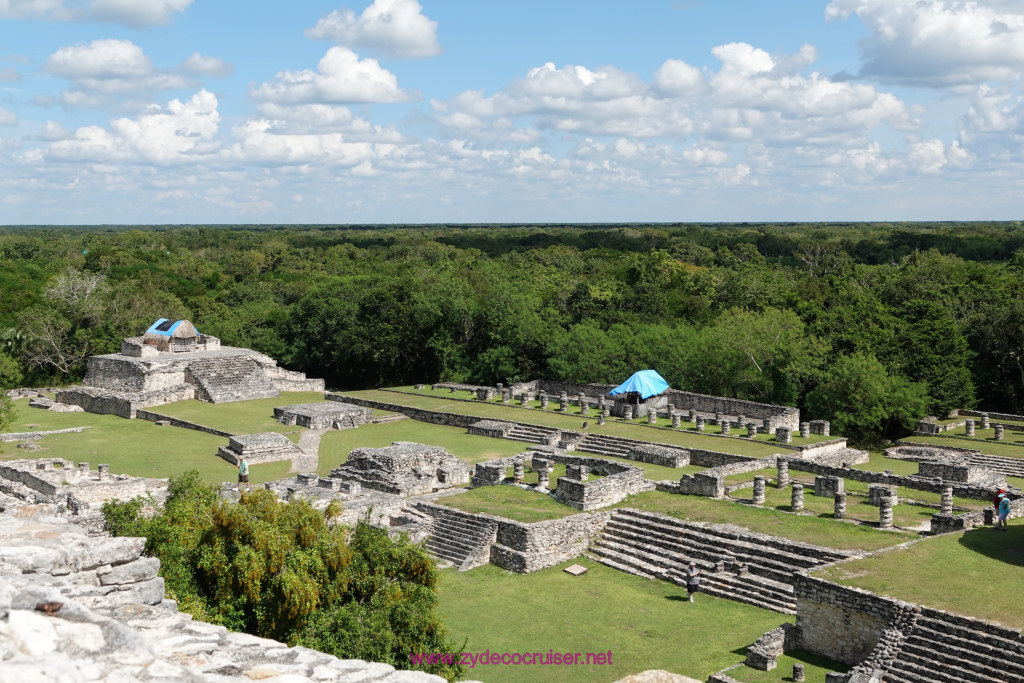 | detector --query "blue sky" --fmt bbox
[1,0,1022,223]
